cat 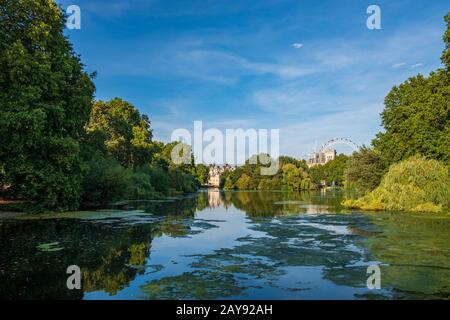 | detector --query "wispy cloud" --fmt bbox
[392,62,406,68]
[72,0,448,158]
